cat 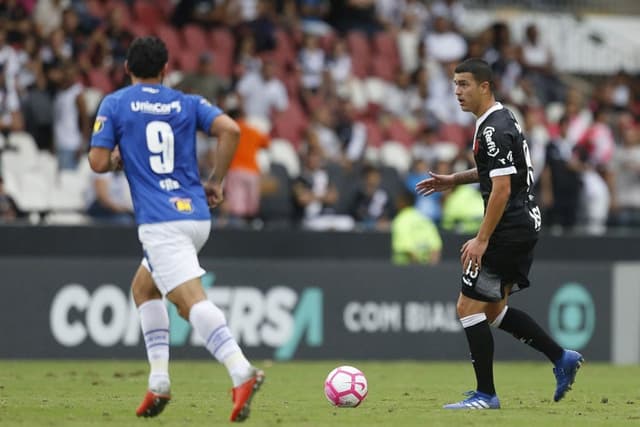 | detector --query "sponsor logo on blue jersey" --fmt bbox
[130,100,182,114]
